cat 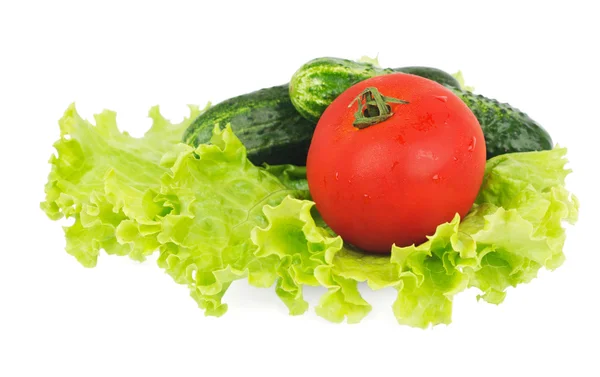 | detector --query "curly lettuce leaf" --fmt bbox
[357,55,381,67]
[41,104,205,266]
[261,164,309,192]
[452,70,475,92]
[253,149,578,327]
[155,127,313,315]
[42,105,577,328]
